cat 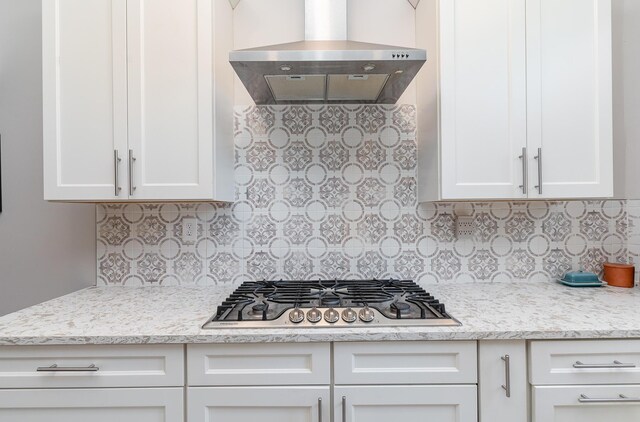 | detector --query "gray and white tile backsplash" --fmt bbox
[97,105,634,286]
